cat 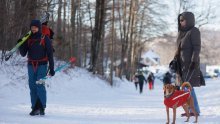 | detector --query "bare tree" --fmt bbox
[114,0,168,80]
[70,0,78,61]
[174,0,216,28]
[89,0,106,74]
[109,0,115,85]
[0,0,7,62]
[57,0,62,37]
[0,0,183,85]
[63,0,67,39]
